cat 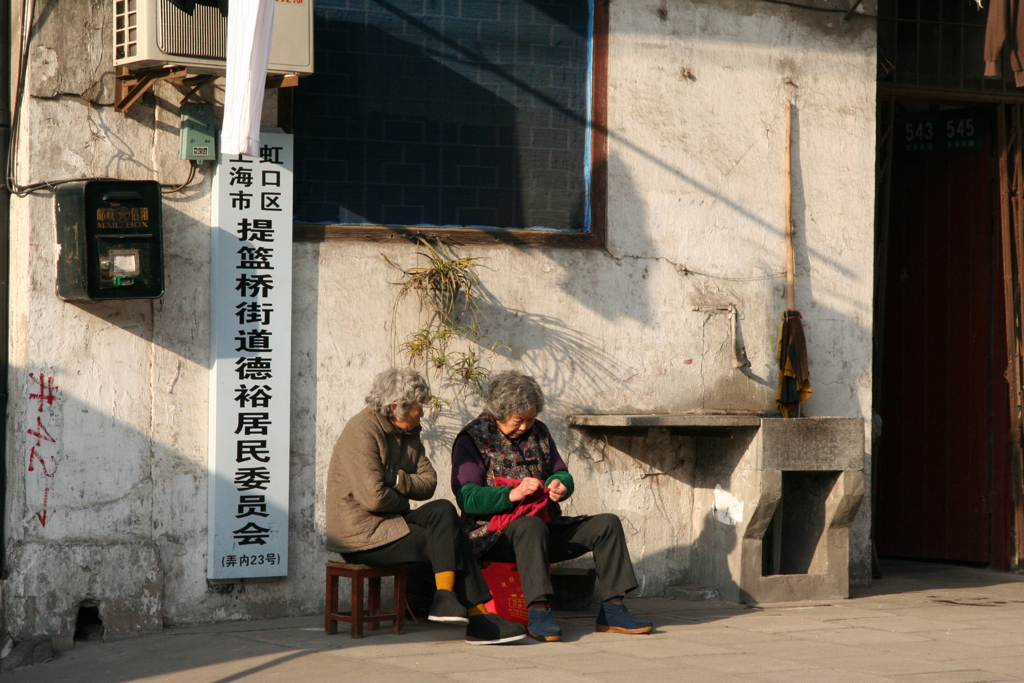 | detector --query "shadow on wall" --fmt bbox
[56,201,212,356]
[544,154,658,327]
[631,511,740,603]
[6,208,327,647]
[546,138,869,418]
[5,380,328,647]
[559,427,754,597]
[287,239,325,596]
[467,152,780,414]
[473,290,631,404]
